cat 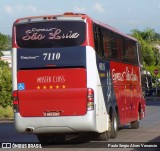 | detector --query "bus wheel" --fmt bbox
[98,131,110,141]
[130,112,140,129]
[110,111,118,138]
